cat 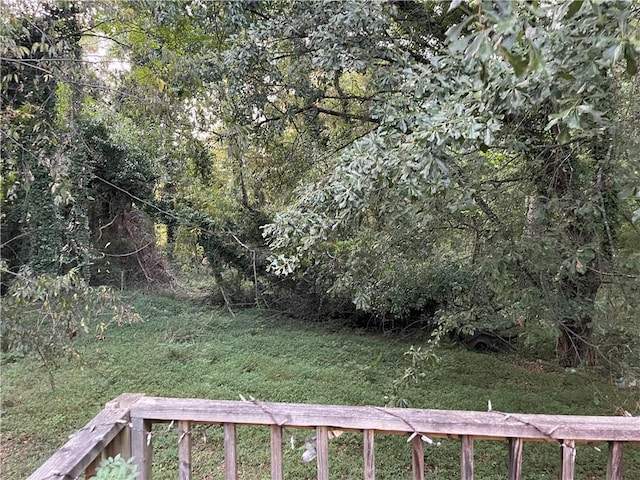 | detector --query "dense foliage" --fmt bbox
[257,1,640,366]
[1,0,639,369]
